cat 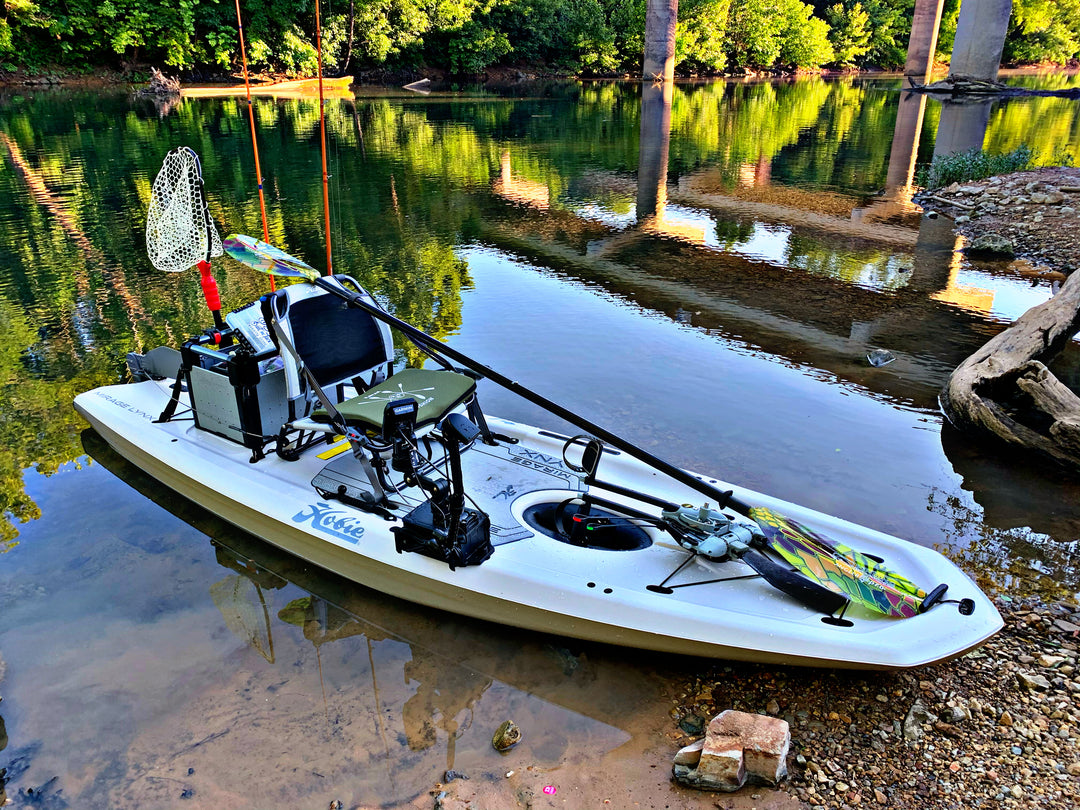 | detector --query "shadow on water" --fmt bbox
[2,429,692,808]
[935,424,1080,597]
